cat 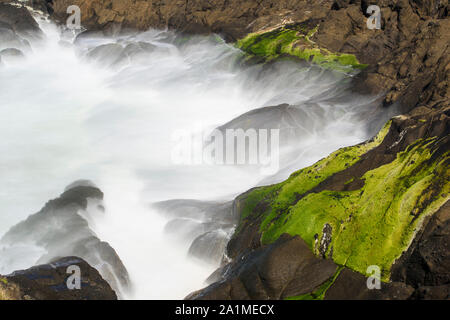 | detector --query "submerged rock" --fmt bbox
[0,256,117,300]
[0,48,25,63]
[0,3,43,41]
[153,199,236,265]
[188,228,234,265]
[0,181,130,296]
